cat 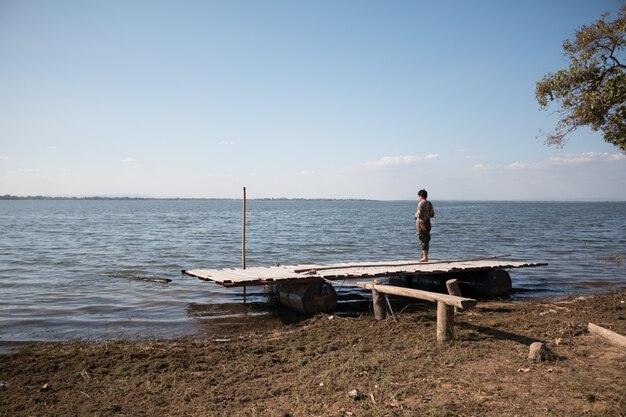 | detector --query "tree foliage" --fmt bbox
[536,6,626,152]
